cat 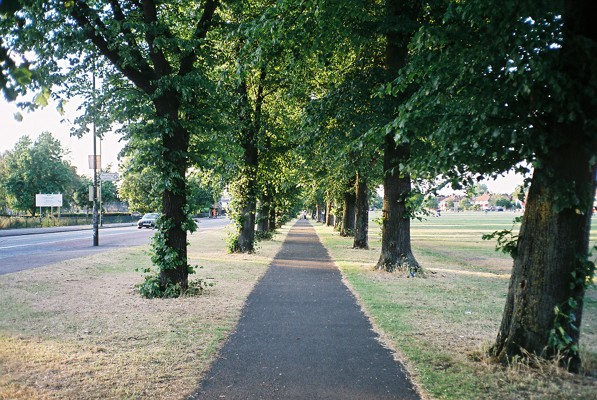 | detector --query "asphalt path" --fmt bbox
[0,217,230,275]
[191,219,420,400]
